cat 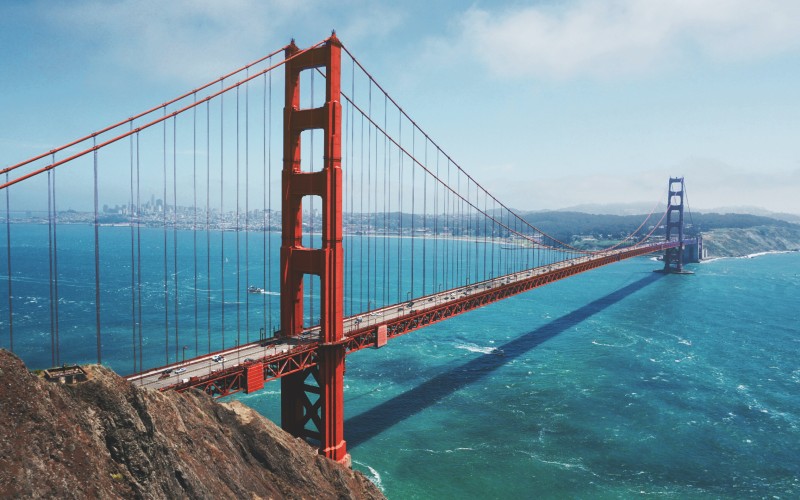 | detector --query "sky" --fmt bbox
[2,0,799,215]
